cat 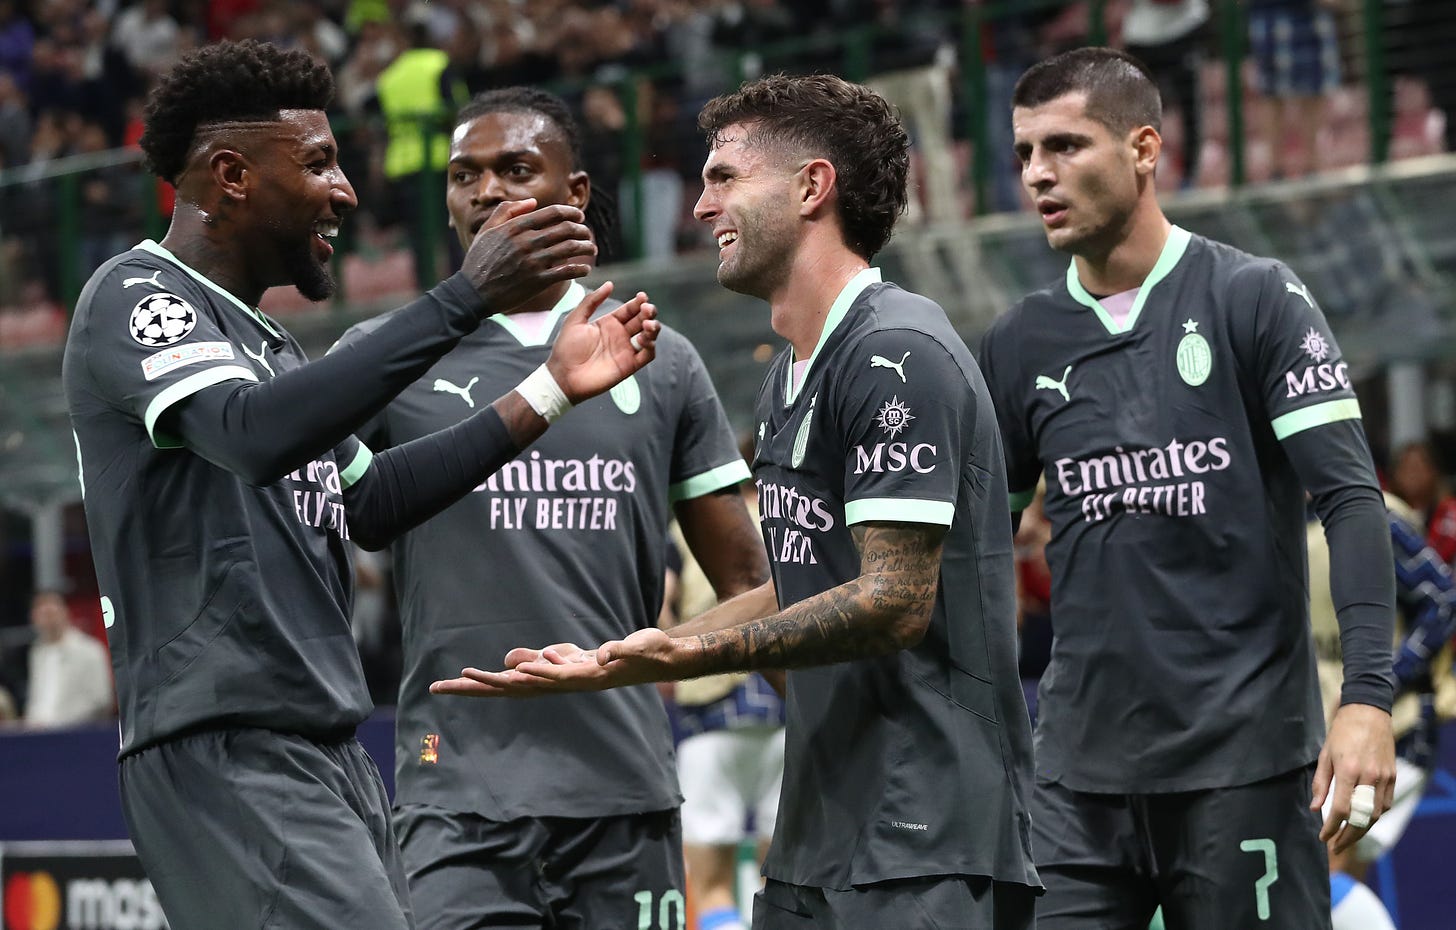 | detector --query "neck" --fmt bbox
[499,278,572,316]
[161,200,266,307]
[1072,198,1171,296]
[767,238,869,360]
